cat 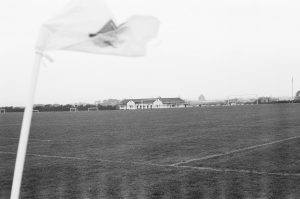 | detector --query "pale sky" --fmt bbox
[1,0,300,106]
